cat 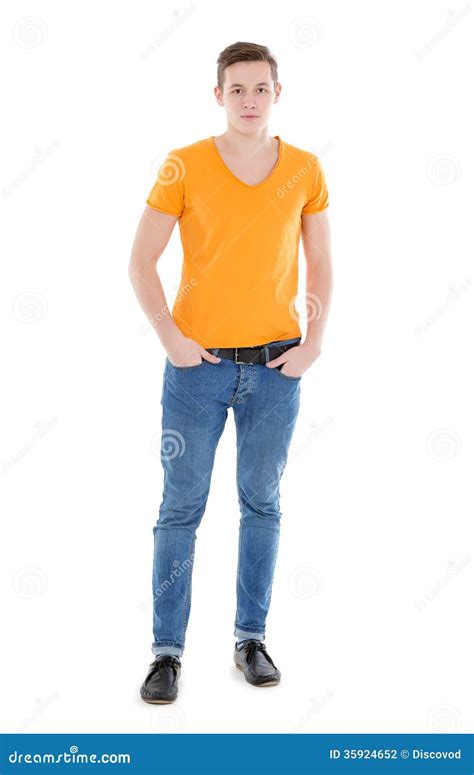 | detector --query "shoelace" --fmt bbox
[241,639,275,667]
[152,655,180,673]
